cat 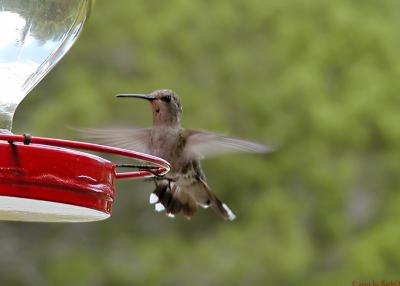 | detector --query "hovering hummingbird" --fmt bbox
[83,89,271,220]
